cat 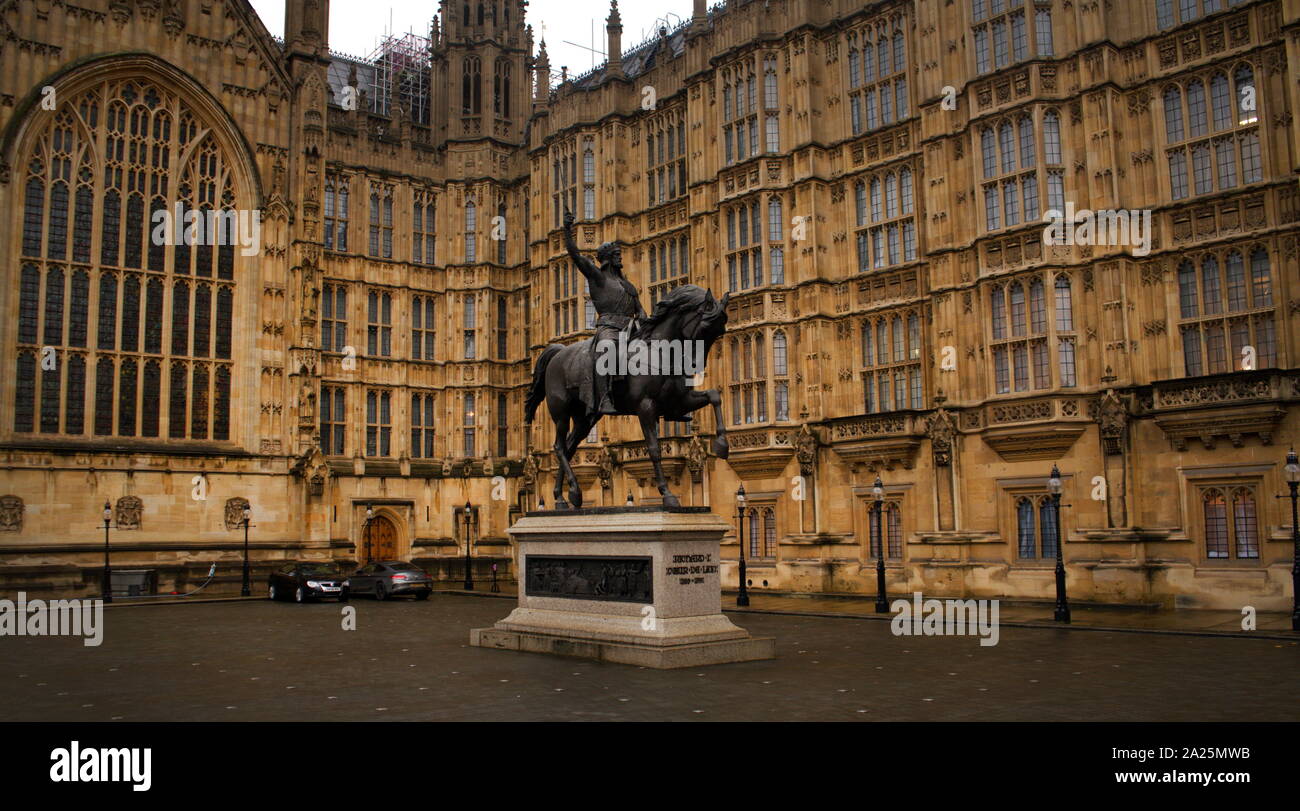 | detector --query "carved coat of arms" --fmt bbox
[115,496,143,530]
[225,497,251,530]
[0,495,23,532]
